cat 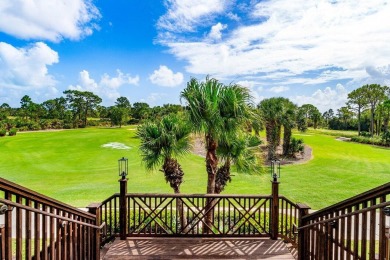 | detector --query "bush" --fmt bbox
[9,128,17,136]
[247,135,262,147]
[381,131,390,145]
[360,131,371,137]
[0,129,6,137]
[351,136,387,146]
[288,138,304,155]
